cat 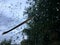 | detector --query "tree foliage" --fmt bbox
[21,0,60,45]
[0,39,12,45]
